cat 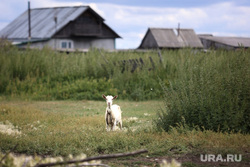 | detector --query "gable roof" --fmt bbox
[179,29,203,48]
[139,28,203,49]
[151,28,182,48]
[0,6,120,40]
[198,35,250,48]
